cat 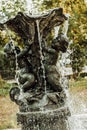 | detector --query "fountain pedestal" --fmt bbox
[17,107,70,130]
[2,8,70,130]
